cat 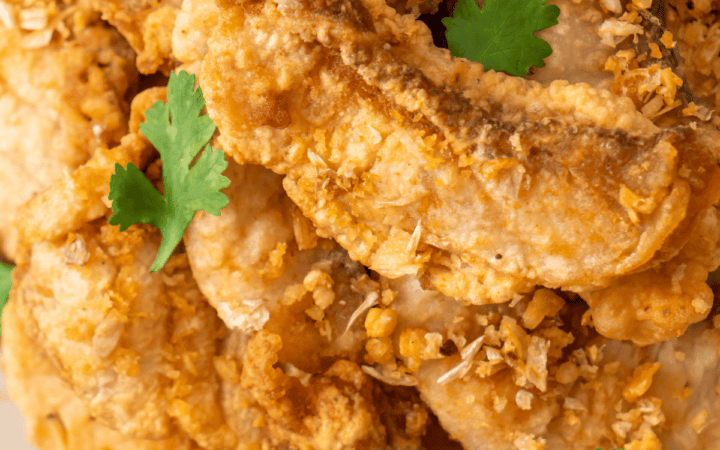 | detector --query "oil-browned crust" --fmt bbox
[202,0,720,324]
